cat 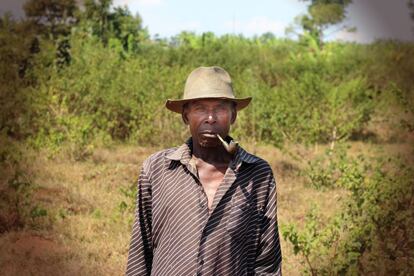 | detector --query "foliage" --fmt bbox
[29,33,380,150]
[5,1,412,153]
[304,144,367,190]
[287,0,353,47]
[79,0,148,48]
[23,0,79,38]
[283,148,414,275]
[0,15,40,139]
[3,6,411,154]
[118,183,137,225]
[396,89,414,133]
[0,135,49,232]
